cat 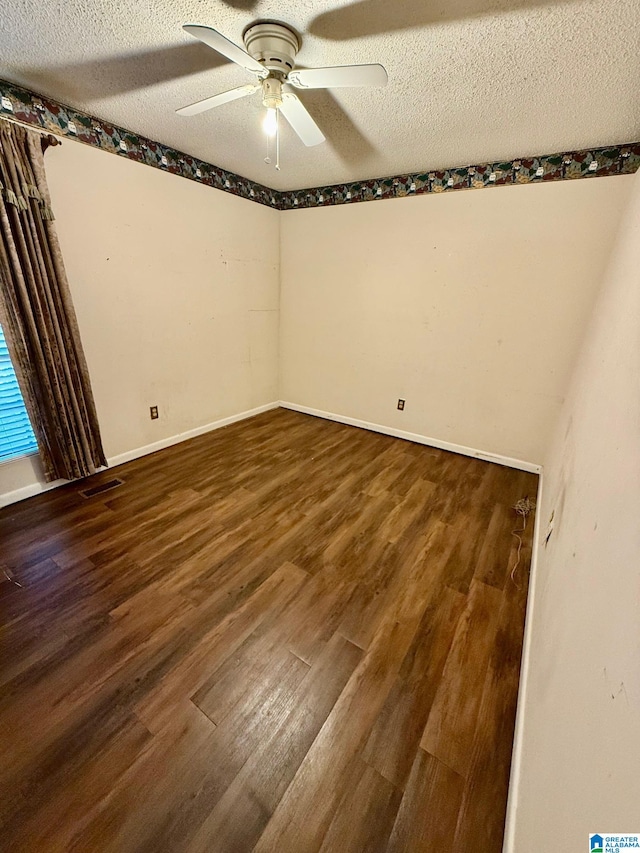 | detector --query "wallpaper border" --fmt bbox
[278,142,640,210]
[0,79,278,208]
[1,78,638,211]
